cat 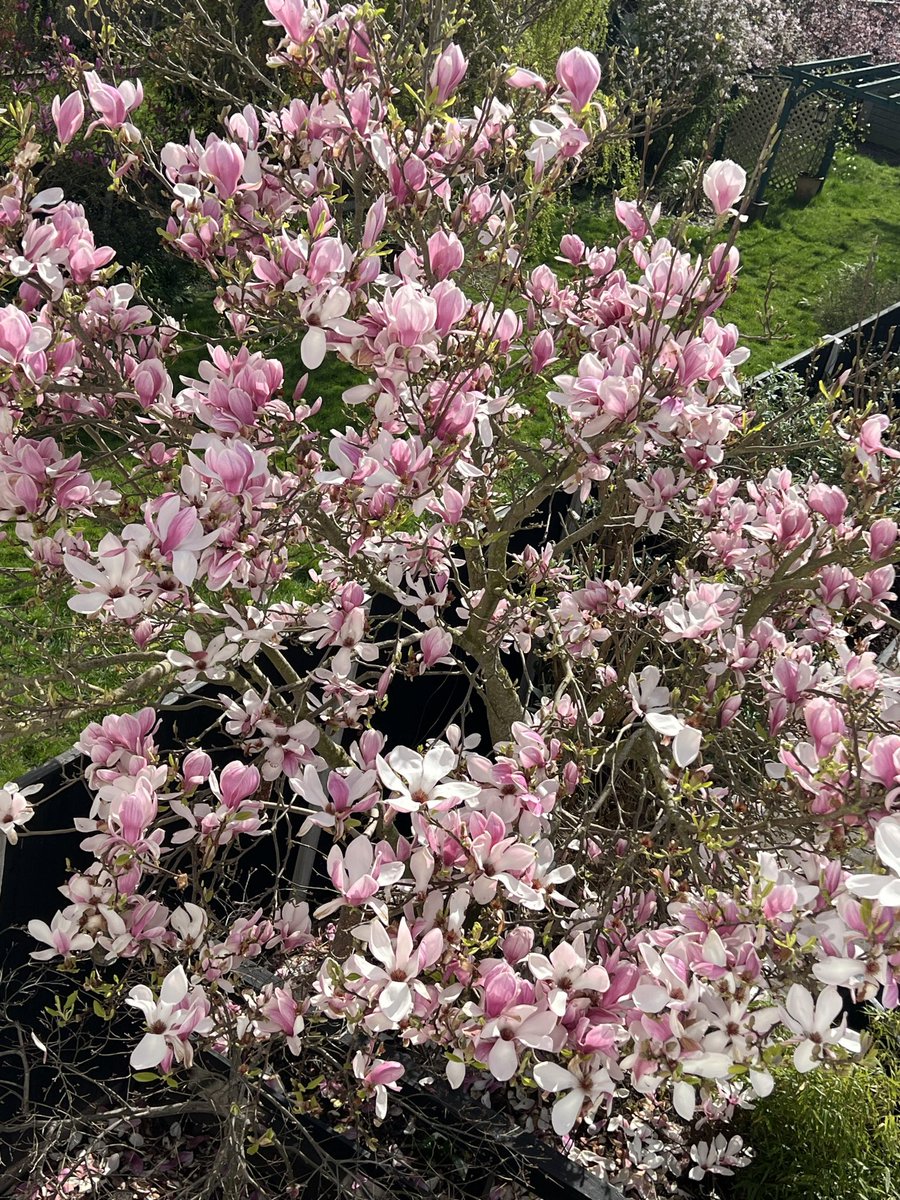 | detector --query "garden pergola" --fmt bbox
[722,54,900,205]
